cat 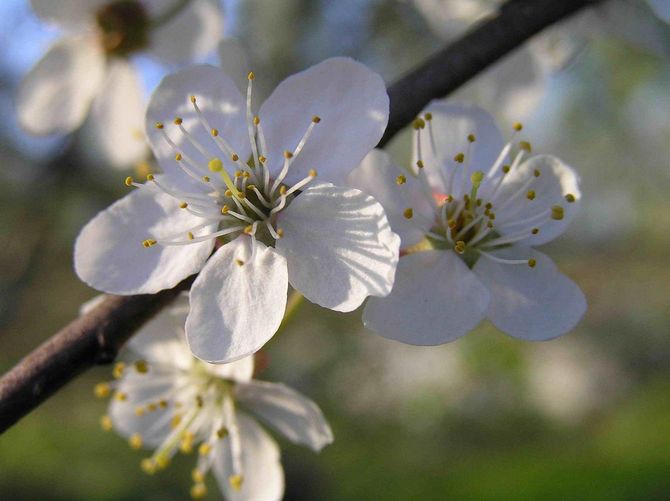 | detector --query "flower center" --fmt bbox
[96,1,150,56]
[129,72,321,249]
